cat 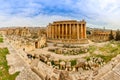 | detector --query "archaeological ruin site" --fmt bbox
[0,19,120,80]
